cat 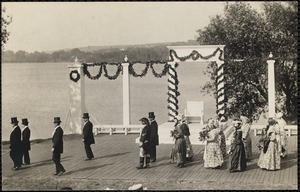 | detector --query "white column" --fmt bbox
[68,57,86,134]
[267,53,276,118]
[122,55,130,125]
